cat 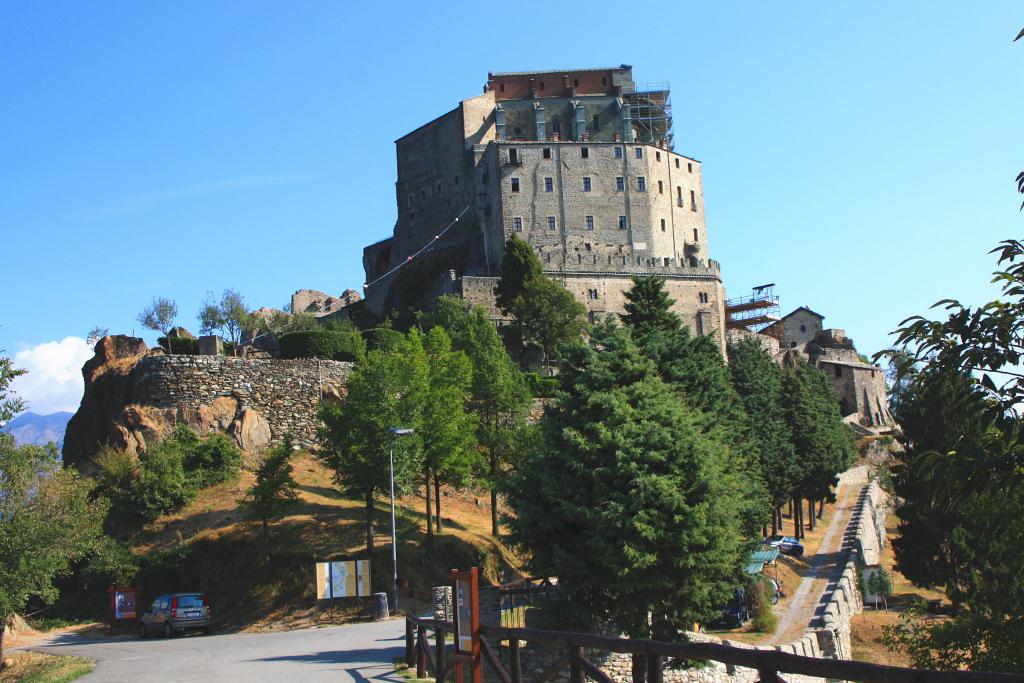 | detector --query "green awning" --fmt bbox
[745,548,780,574]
